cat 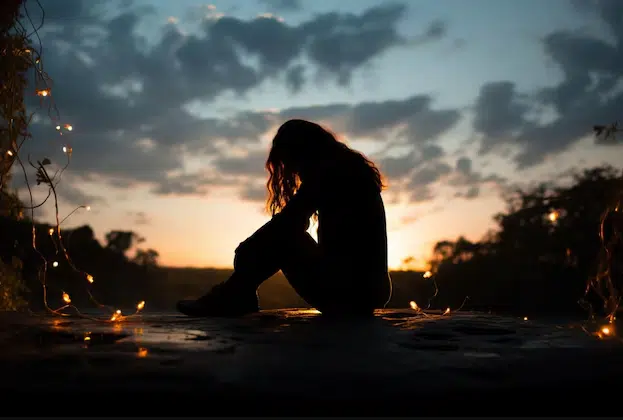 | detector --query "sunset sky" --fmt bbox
[13,0,623,270]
